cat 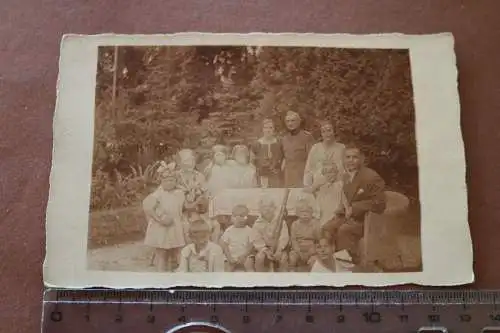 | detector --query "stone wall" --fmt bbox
[88,205,146,249]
